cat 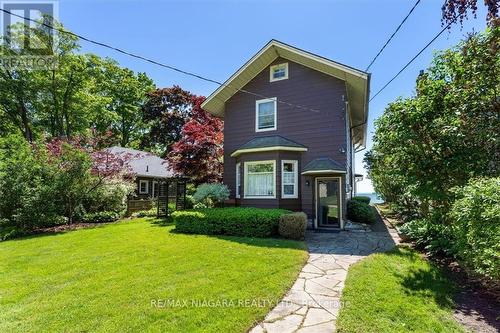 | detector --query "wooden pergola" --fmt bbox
[155,177,189,218]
